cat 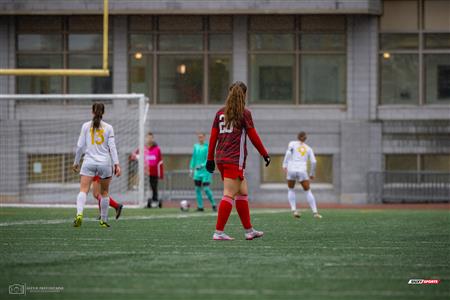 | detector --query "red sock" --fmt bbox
[215,195,233,231]
[97,195,120,209]
[109,196,120,209]
[235,195,252,230]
